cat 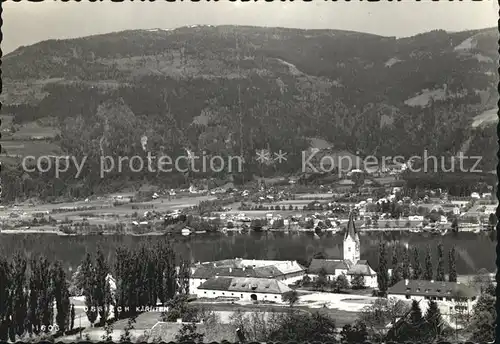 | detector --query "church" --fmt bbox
[307,212,378,288]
